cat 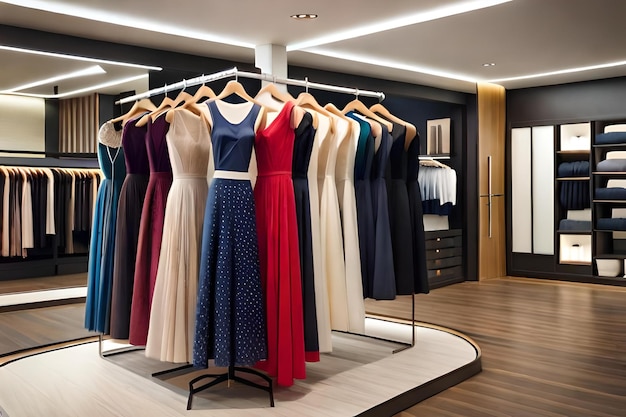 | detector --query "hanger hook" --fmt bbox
[182,79,187,92]
[378,92,384,103]
[355,88,360,99]
[235,71,238,82]
[305,77,309,94]
[201,74,206,86]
